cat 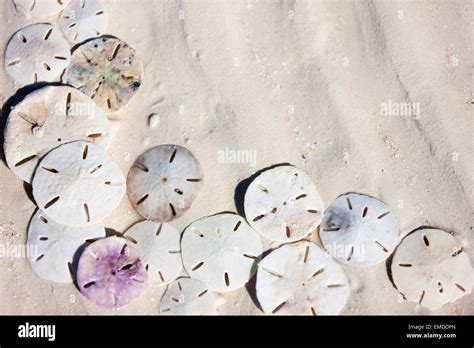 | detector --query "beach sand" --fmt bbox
[0,0,472,315]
